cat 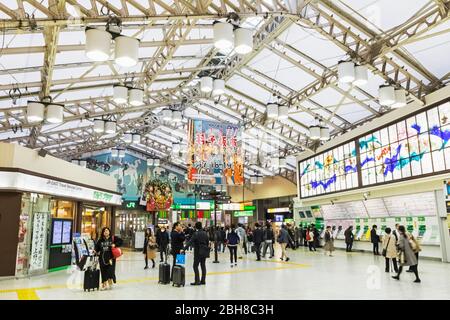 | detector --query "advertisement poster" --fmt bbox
[187,119,244,185]
[29,212,49,271]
